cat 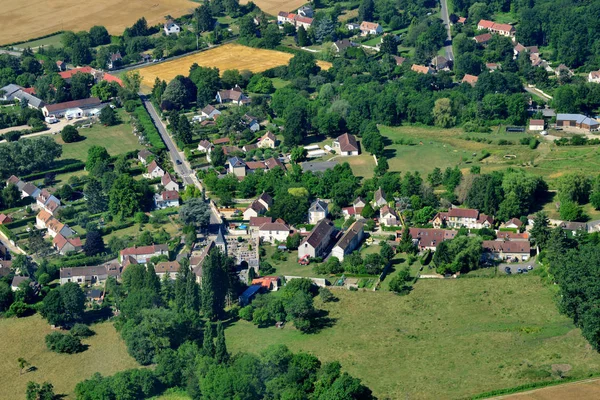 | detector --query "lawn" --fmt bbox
[13,33,65,49]
[138,44,332,91]
[226,276,600,399]
[56,110,143,162]
[0,0,196,45]
[262,245,323,278]
[0,315,139,398]
[343,153,377,179]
